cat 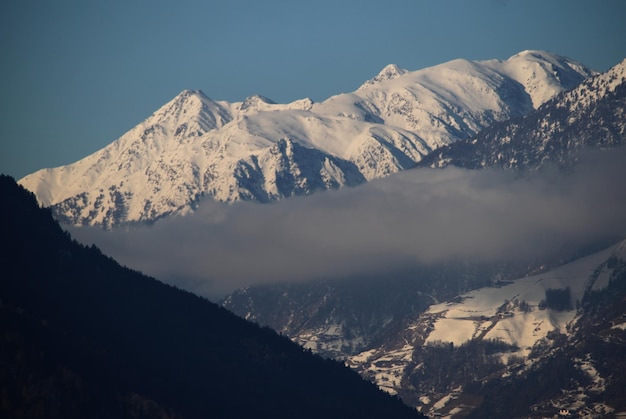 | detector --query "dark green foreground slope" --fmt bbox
[0,175,422,419]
